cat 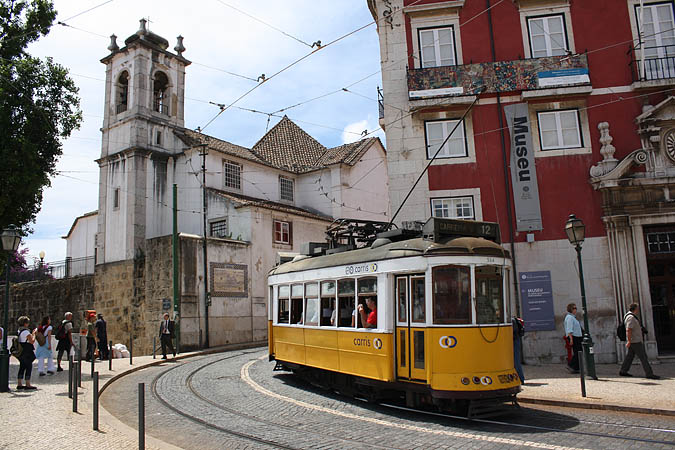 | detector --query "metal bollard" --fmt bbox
[68,356,73,399]
[130,337,133,365]
[579,351,586,398]
[93,372,99,430]
[91,352,95,378]
[72,362,78,412]
[153,337,156,359]
[78,348,82,388]
[109,340,113,371]
[138,383,145,450]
